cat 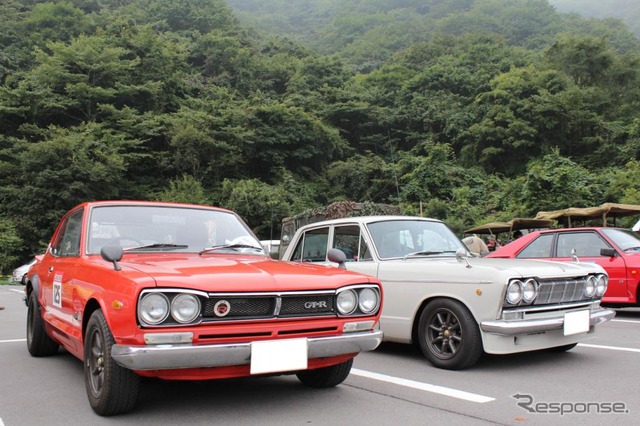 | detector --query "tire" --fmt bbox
[547,343,578,352]
[296,358,353,388]
[84,310,140,416]
[26,292,59,357]
[417,298,483,370]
